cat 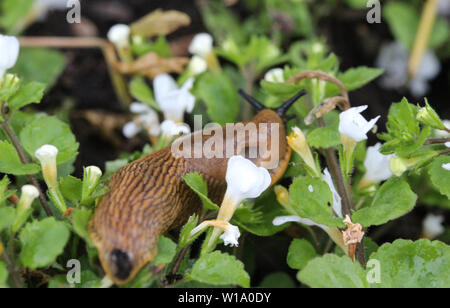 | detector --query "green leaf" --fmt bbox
[369,239,450,288]
[307,126,341,149]
[20,116,79,164]
[289,176,344,227]
[153,236,176,266]
[129,77,159,110]
[0,141,40,175]
[178,215,199,249]
[0,176,13,205]
[353,178,417,227]
[0,261,7,286]
[19,217,70,269]
[188,251,250,288]
[60,176,82,205]
[379,98,430,156]
[383,2,418,49]
[428,156,450,199]
[298,254,368,288]
[287,239,318,270]
[258,272,296,288]
[72,207,93,245]
[0,206,15,231]
[0,0,34,32]
[260,80,302,98]
[196,72,239,125]
[326,67,383,97]
[233,190,288,236]
[182,172,219,211]
[8,82,46,111]
[10,48,65,88]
